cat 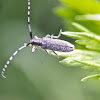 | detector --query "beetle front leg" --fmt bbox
[32,46,38,52]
